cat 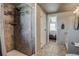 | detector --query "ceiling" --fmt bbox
[39,3,79,13]
[39,3,61,13]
